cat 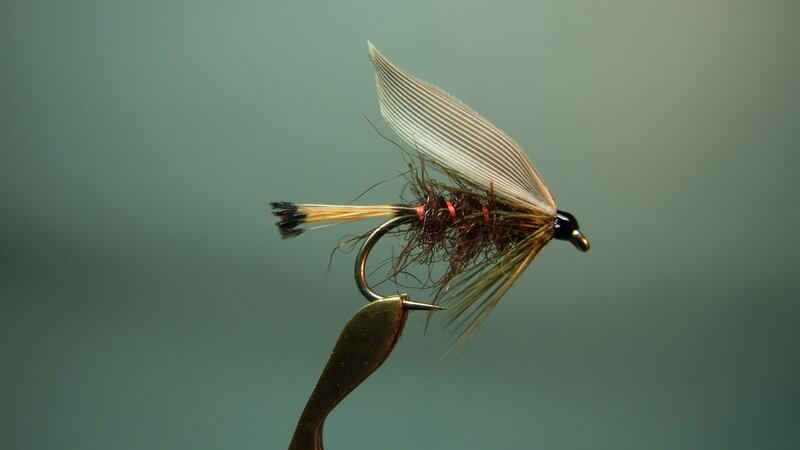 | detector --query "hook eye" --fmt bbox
[354,216,442,311]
